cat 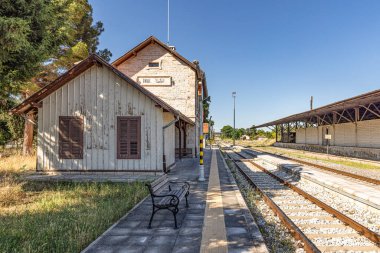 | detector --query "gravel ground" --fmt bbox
[300,157,380,181]
[227,149,380,249]
[295,178,380,234]
[254,146,380,181]
[263,160,380,234]
[238,147,380,235]
[223,155,302,253]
